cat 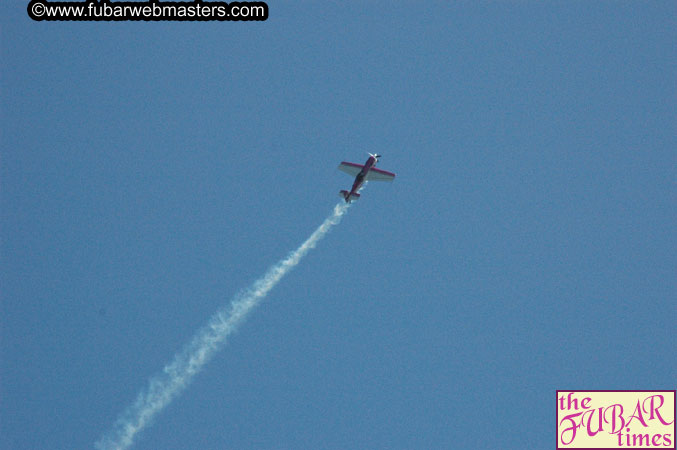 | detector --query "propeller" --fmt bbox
[367,152,382,160]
